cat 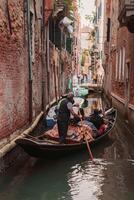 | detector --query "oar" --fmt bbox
[78,111,95,163]
[83,131,94,162]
